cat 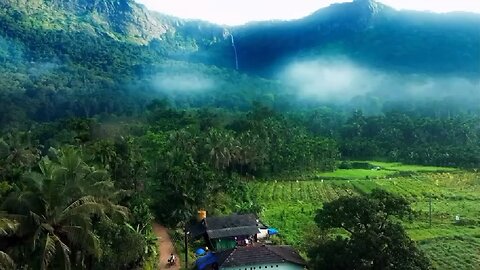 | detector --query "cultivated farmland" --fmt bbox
[249,162,480,269]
